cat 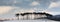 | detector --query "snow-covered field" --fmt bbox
[2,19,60,22]
[1,13,60,22]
